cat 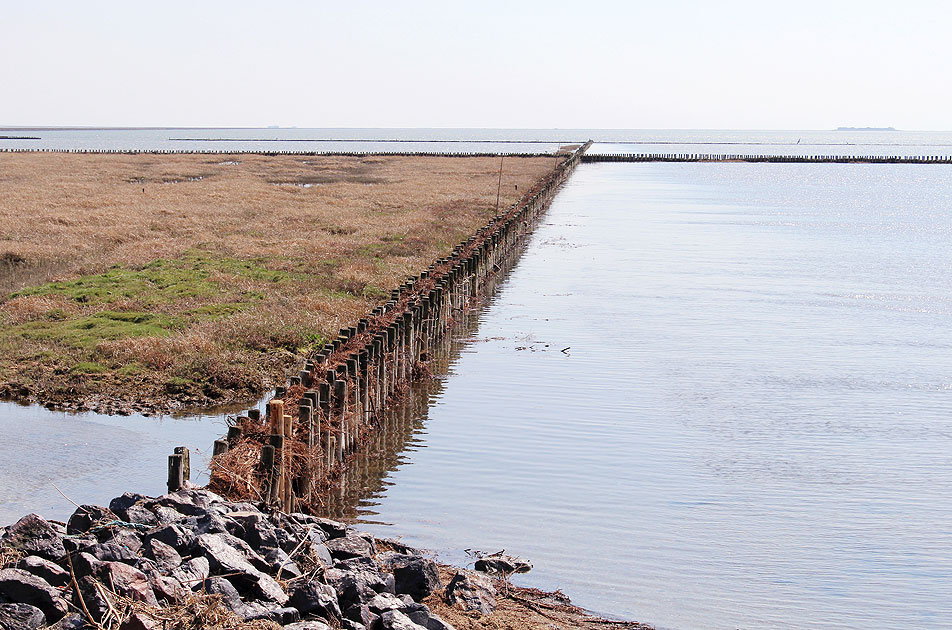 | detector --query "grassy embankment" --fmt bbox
[0,152,559,413]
